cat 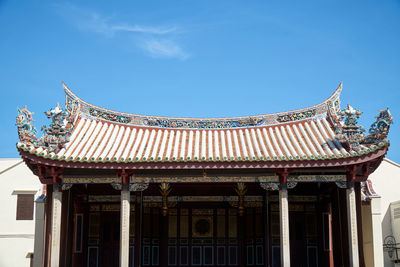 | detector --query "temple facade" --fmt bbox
[16,83,393,267]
